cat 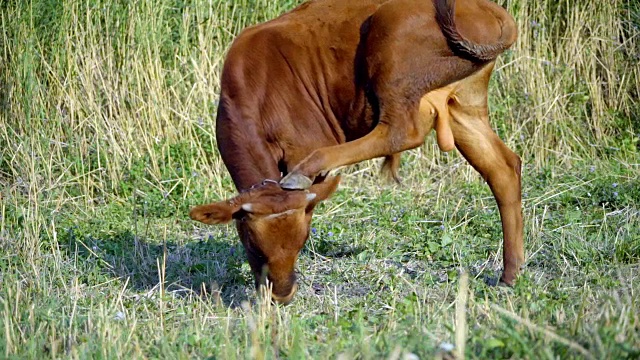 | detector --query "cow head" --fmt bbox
[189,176,341,304]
